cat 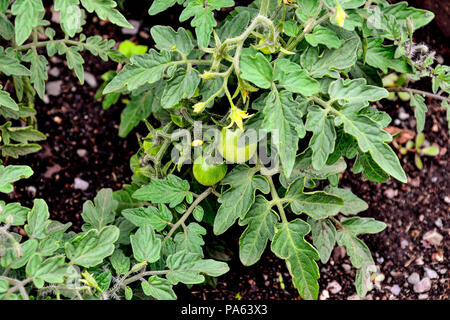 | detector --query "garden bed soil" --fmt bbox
[1,1,448,300]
